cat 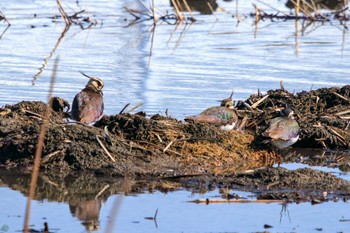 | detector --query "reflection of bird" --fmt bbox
[262,108,299,149]
[184,92,238,130]
[71,71,104,124]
